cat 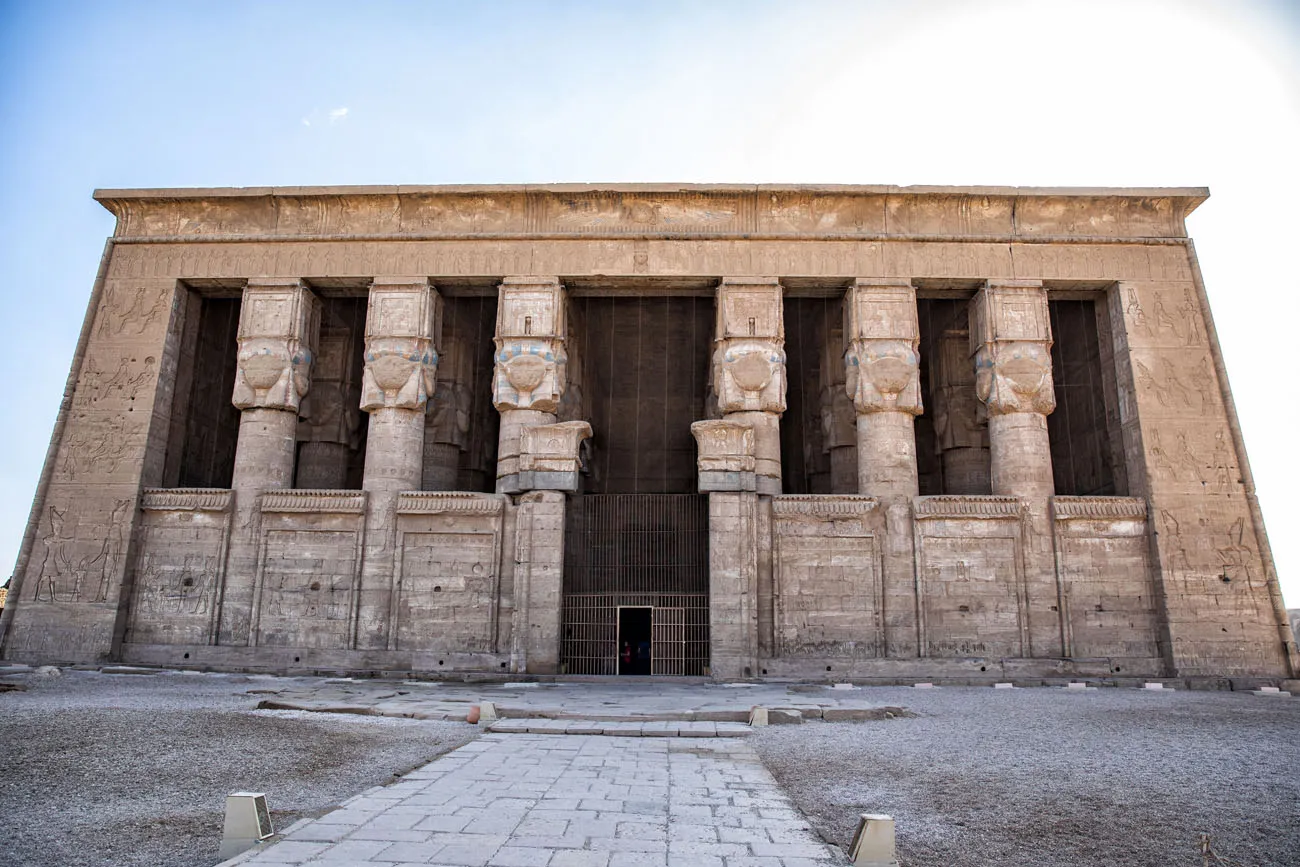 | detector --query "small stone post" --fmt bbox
[970,280,1056,498]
